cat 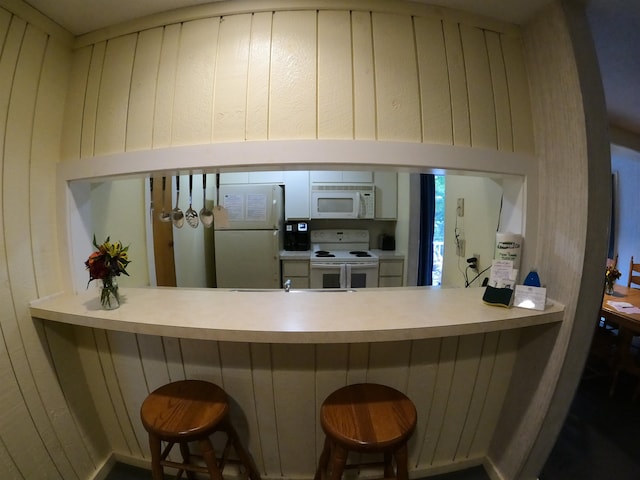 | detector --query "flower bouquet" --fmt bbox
[85,235,130,309]
[605,265,621,295]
